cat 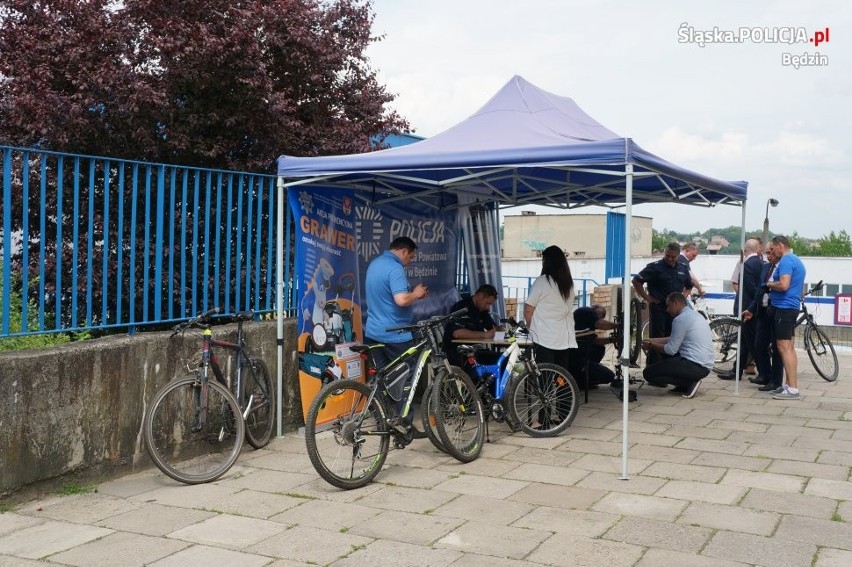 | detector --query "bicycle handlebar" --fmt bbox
[385,308,468,334]
[170,307,221,336]
[805,280,824,296]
